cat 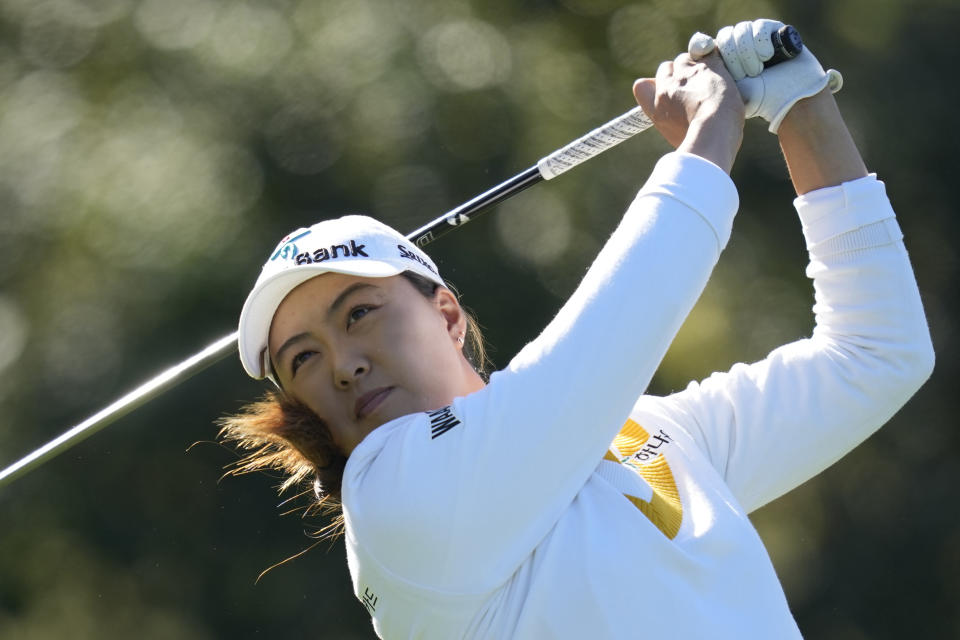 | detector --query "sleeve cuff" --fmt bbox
[793,174,897,248]
[635,152,739,251]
